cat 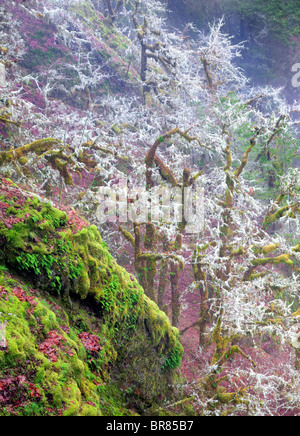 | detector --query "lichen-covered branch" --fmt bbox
[243,251,298,281]
[0,138,92,185]
[103,0,125,23]
[190,244,211,346]
[201,57,215,92]
[0,113,22,127]
[263,203,299,229]
[0,138,61,166]
[234,130,262,179]
[154,155,180,187]
[196,318,255,409]
[119,225,135,246]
